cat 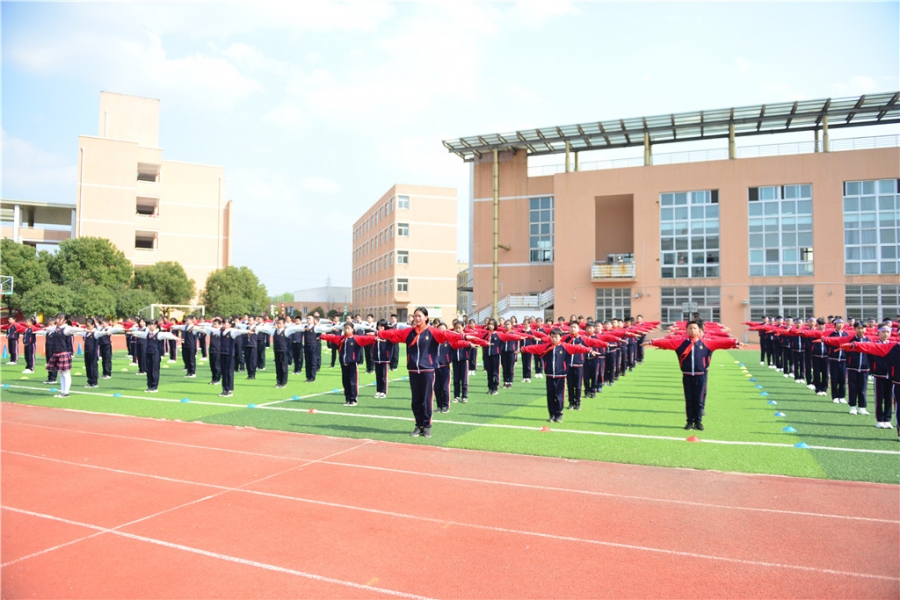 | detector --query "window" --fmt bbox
[390,224,394,238]
[748,184,813,277]
[398,195,409,209]
[845,285,900,321]
[529,196,554,262]
[398,223,409,237]
[660,190,719,278]
[660,287,720,326]
[397,278,408,292]
[136,197,159,217]
[595,288,631,321]
[137,163,160,183]
[135,231,157,250]
[749,286,814,322]
[843,179,899,275]
[397,250,409,264]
